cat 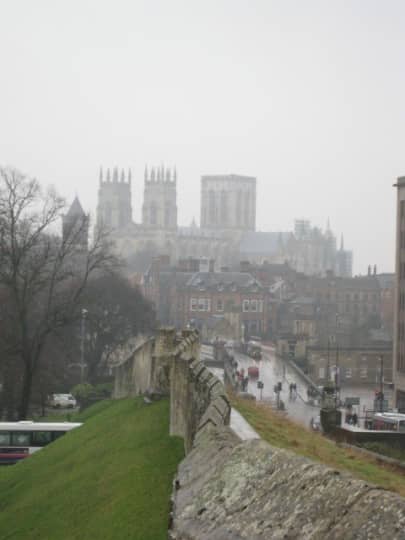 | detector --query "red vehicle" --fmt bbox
[248,366,259,379]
